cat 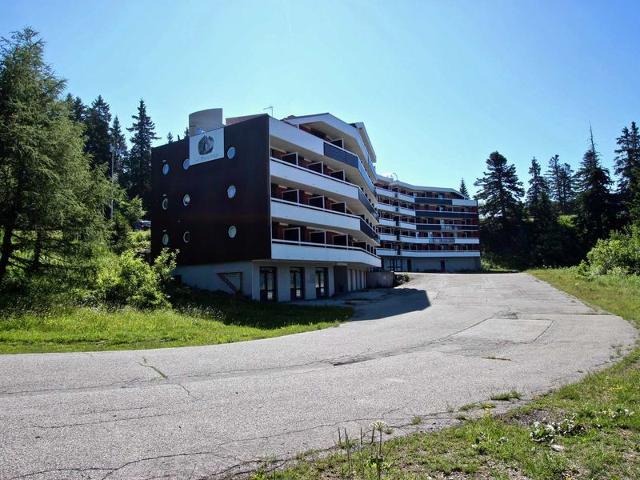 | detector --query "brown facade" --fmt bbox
[151,115,271,265]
